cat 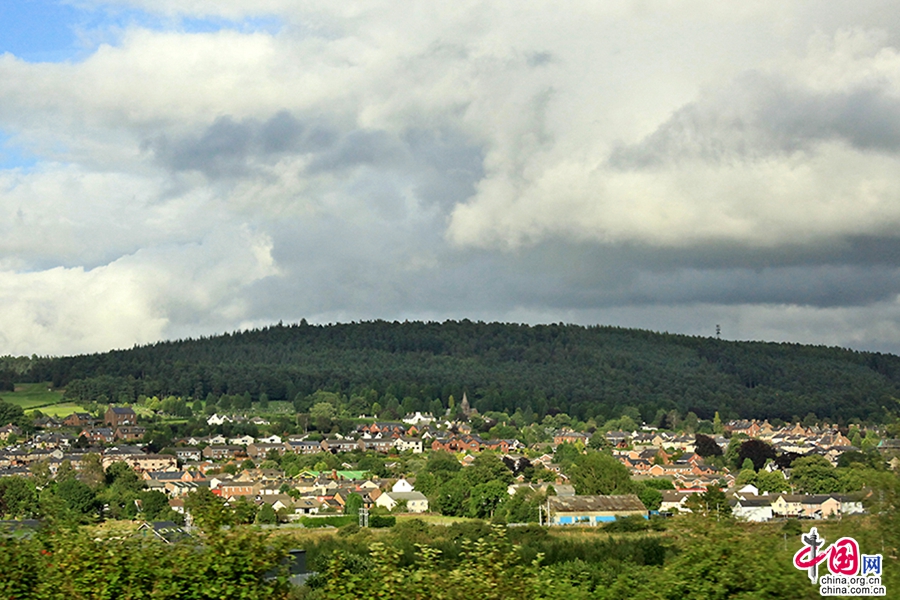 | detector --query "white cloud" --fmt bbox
[0,226,278,355]
[2,2,900,354]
